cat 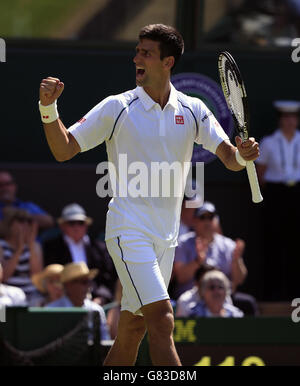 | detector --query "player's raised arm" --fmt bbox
[39,77,81,162]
